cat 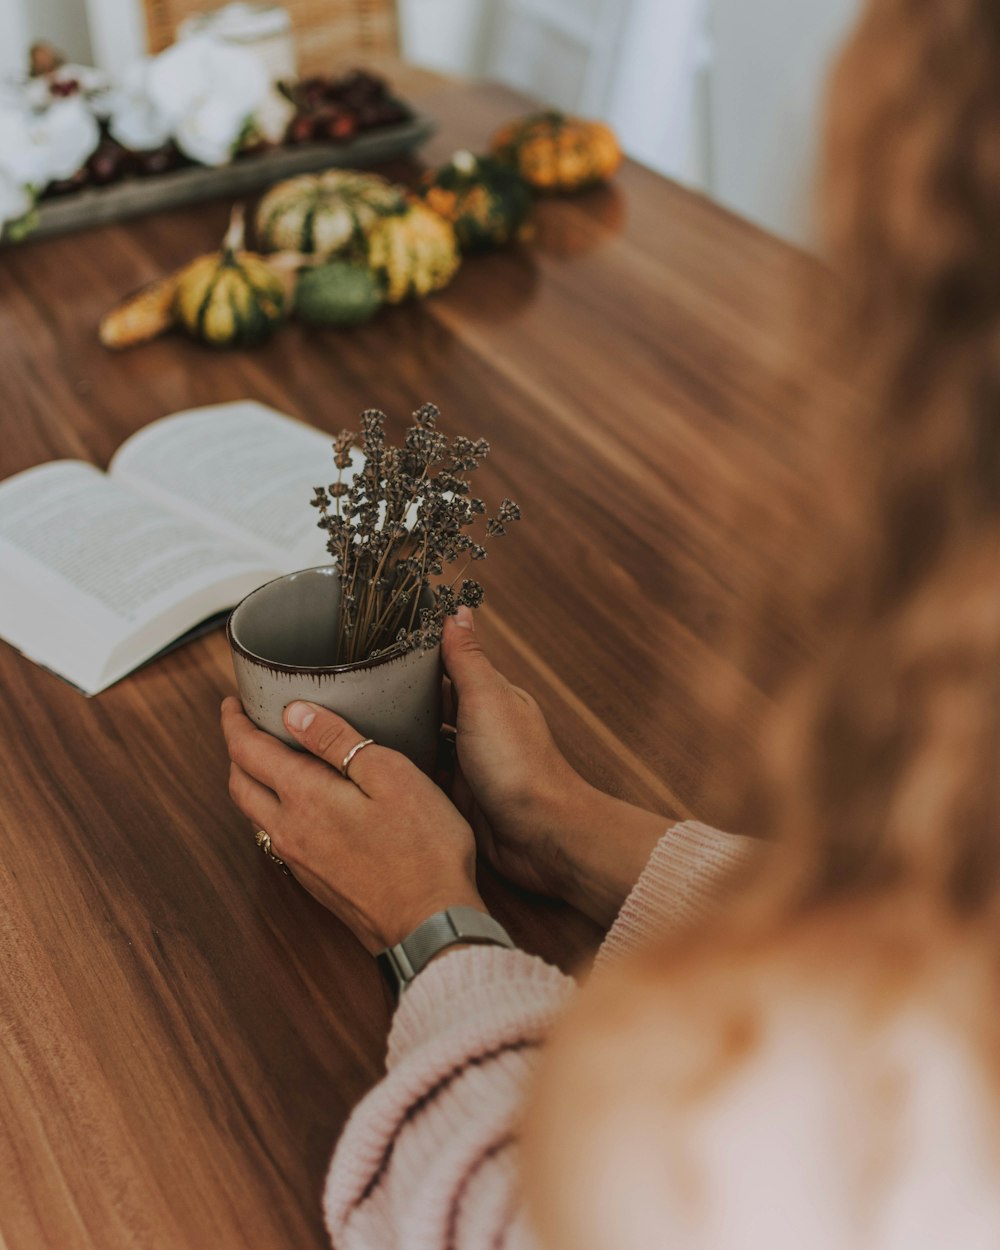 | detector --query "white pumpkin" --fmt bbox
[255,169,407,259]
